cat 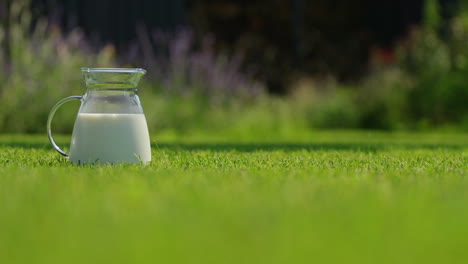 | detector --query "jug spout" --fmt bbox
[82,68,146,89]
